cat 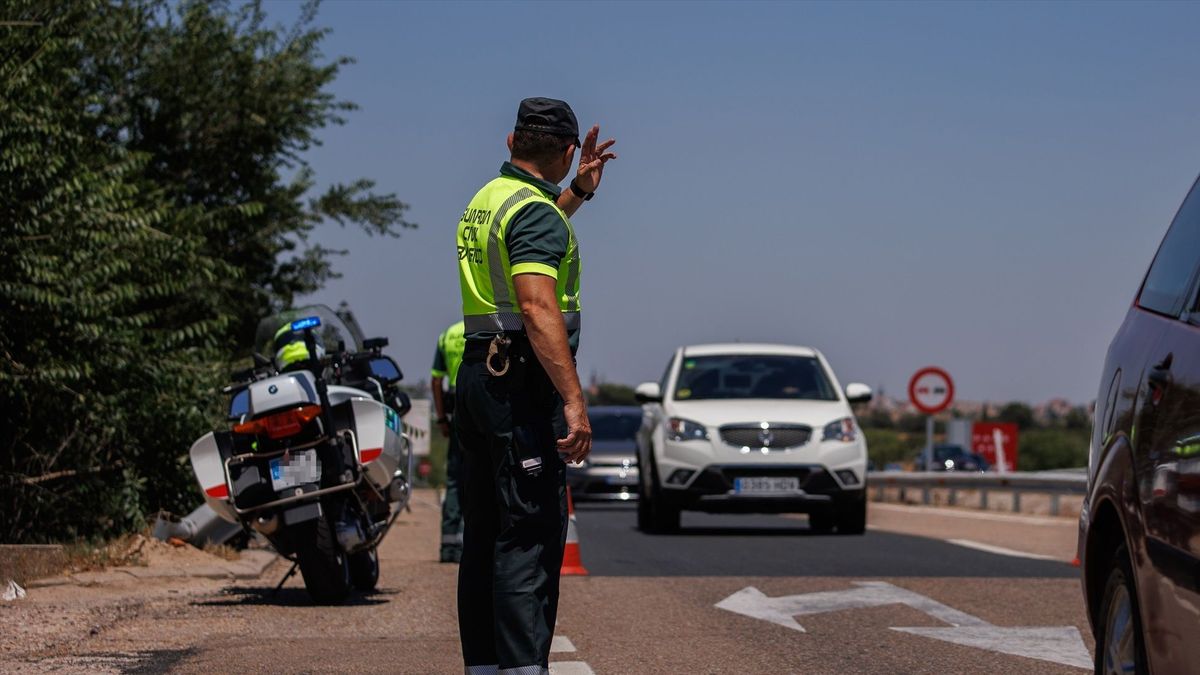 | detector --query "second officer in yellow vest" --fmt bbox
[432,320,466,562]
[454,97,616,675]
